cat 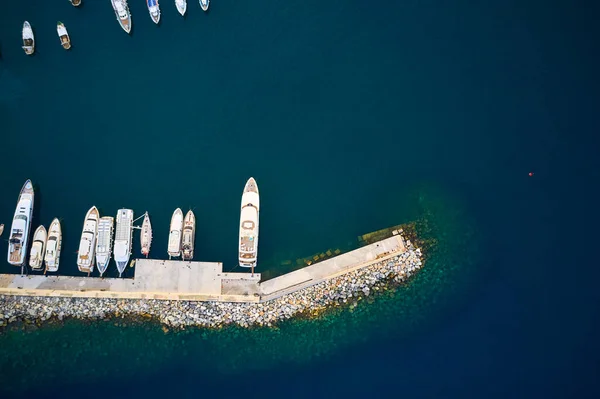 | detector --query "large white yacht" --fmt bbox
[167,208,183,259]
[77,206,99,274]
[8,180,34,267]
[44,218,62,273]
[114,209,133,277]
[238,177,259,270]
[182,210,195,261]
[111,0,132,34]
[96,216,114,277]
[29,225,47,271]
